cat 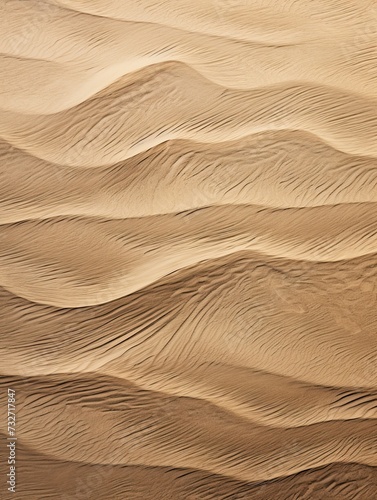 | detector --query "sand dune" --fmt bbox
[1,0,377,115]
[2,64,377,164]
[1,0,377,498]
[2,131,377,224]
